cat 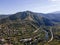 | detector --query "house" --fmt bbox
[0,37,5,42]
[20,38,32,42]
